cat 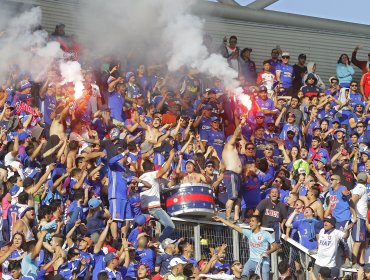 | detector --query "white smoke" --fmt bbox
[0,7,63,83]
[79,0,239,89]
[59,60,84,98]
